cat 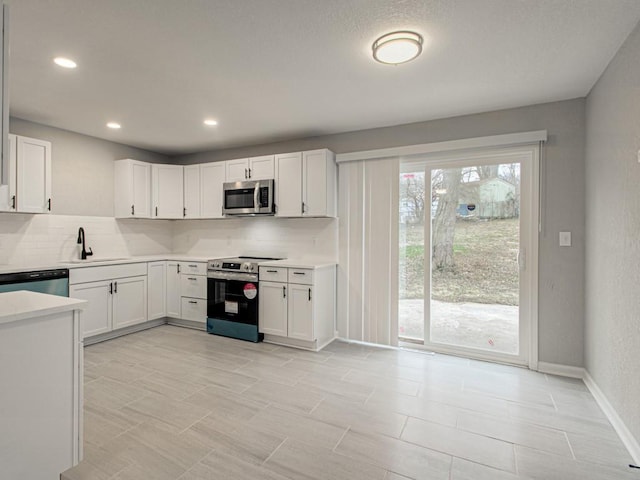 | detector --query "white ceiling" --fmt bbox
[7,0,640,155]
